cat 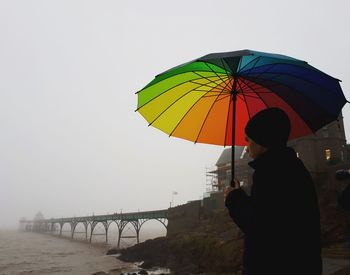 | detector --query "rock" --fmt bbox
[139,261,153,269]
[92,272,108,275]
[138,270,148,275]
[106,247,120,255]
